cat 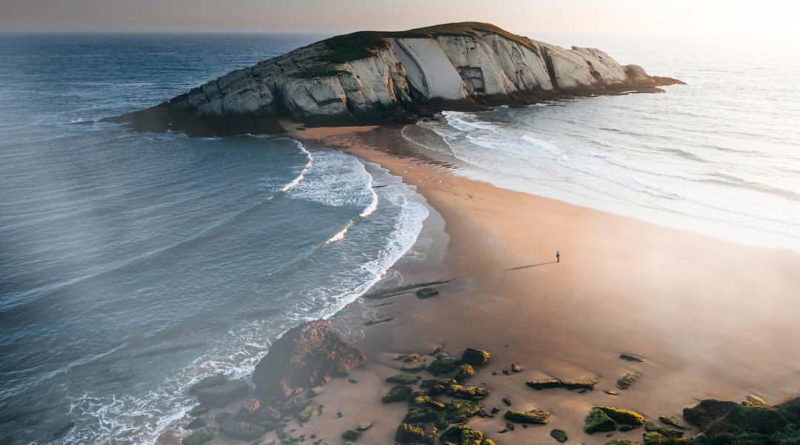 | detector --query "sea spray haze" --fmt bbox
[404,34,800,251]
[0,34,428,443]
